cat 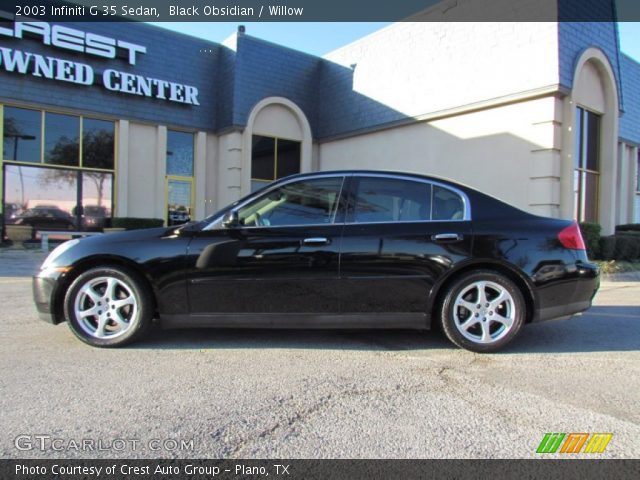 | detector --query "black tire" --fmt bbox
[64,266,153,347]
[439,270,525,353]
